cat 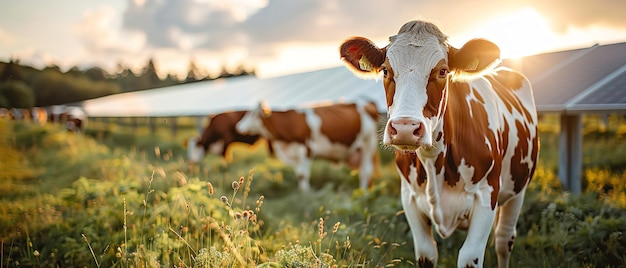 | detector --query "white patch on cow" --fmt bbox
[384,32,448,147]
[236,106,271,138]
[208,139,225,155]
[305,108,352,161]
[187,137,205,163]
